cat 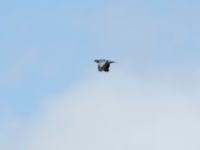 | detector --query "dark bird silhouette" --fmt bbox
[94,59,116,72]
